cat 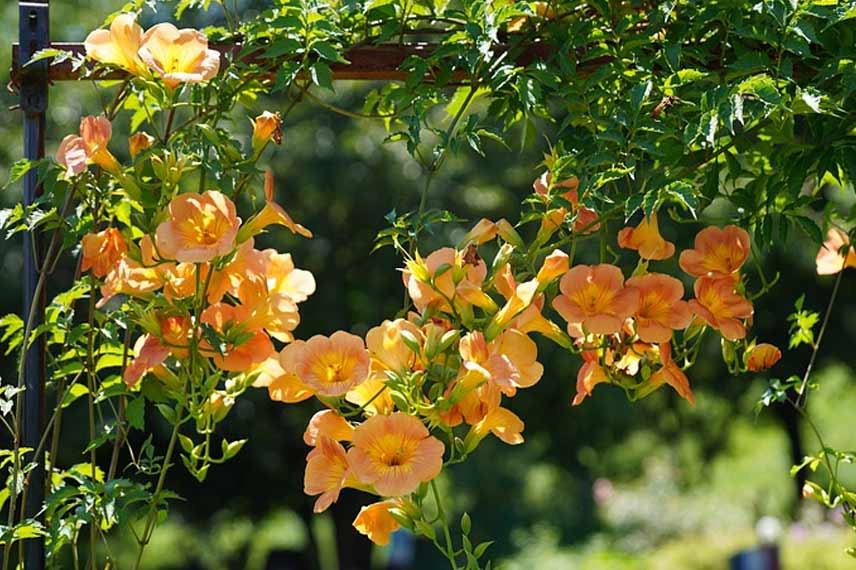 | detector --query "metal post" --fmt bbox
[18,3,49,570]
